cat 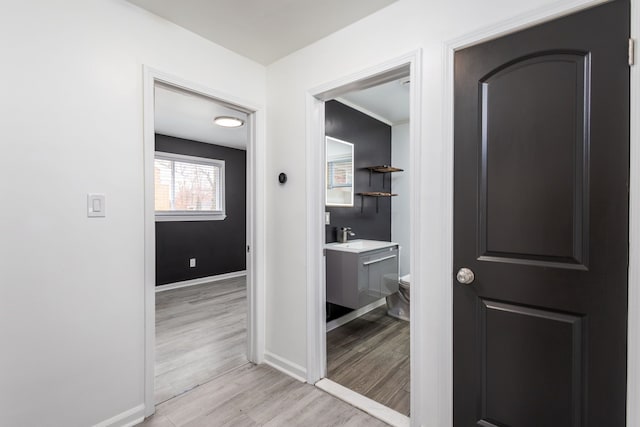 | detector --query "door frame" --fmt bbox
[142,66,266,416]
[305,49,423,421]
[443,0,640,426]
